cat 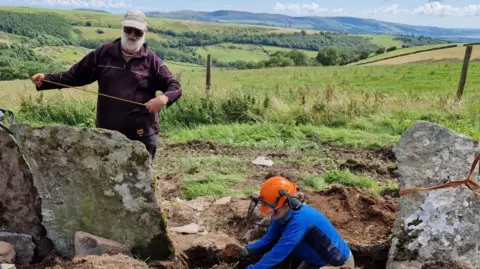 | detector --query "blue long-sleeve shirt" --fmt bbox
[245,204,351,269]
